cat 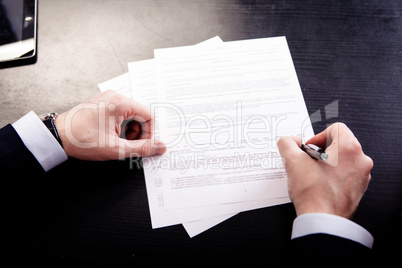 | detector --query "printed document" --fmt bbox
[98,36,314,237]
[148,36,313,210]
